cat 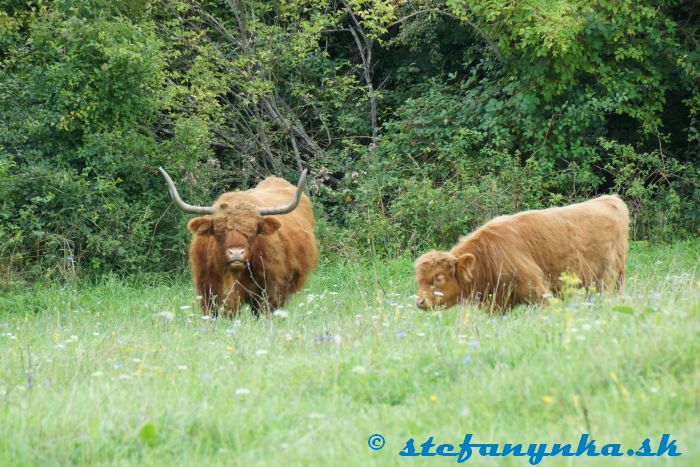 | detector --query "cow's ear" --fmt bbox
[455,253,476,283]
[258,217,281,236]
[187,217,213,236]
